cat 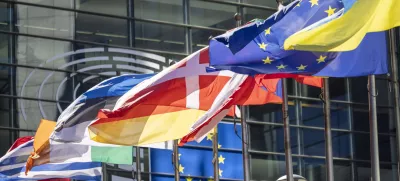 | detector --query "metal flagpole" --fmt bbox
[368,75,380,181]
[173,140,180,181]
[275,1,293,180]
[322,78,334,181]
[136,147,142,181]
[213,128,220,181]
[282,78,294,181]
[233,13,251,181]
[388,29,400,180]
